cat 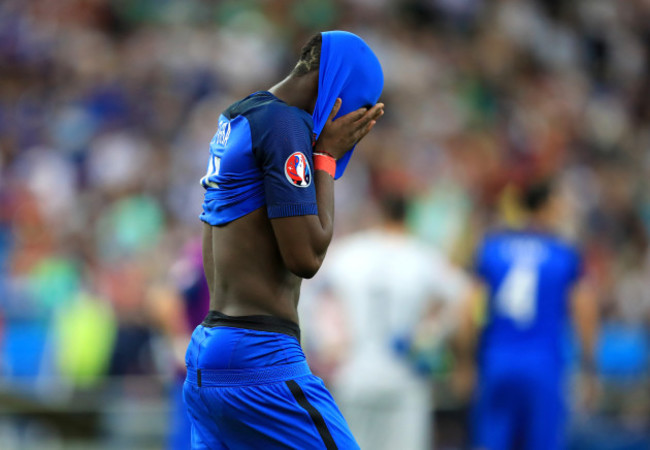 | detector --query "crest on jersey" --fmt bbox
[215,120,231,147]
[284,152,312,187]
